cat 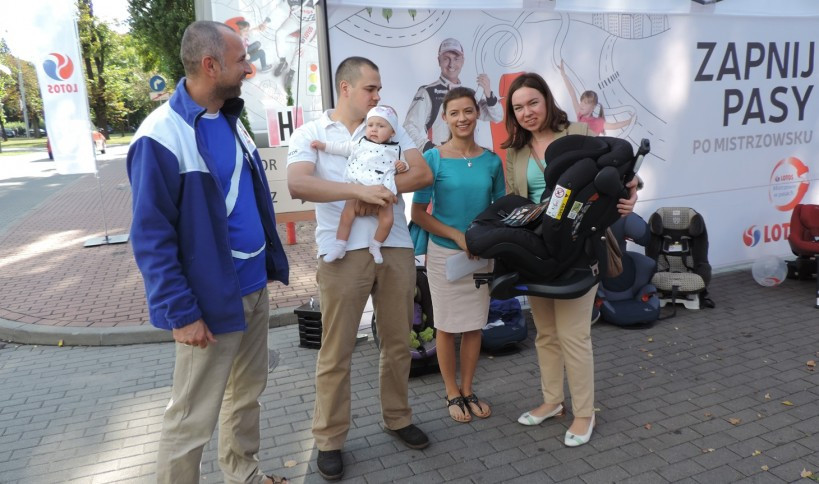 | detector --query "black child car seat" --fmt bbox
[465,135,650,300]
[596,213,660,328]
